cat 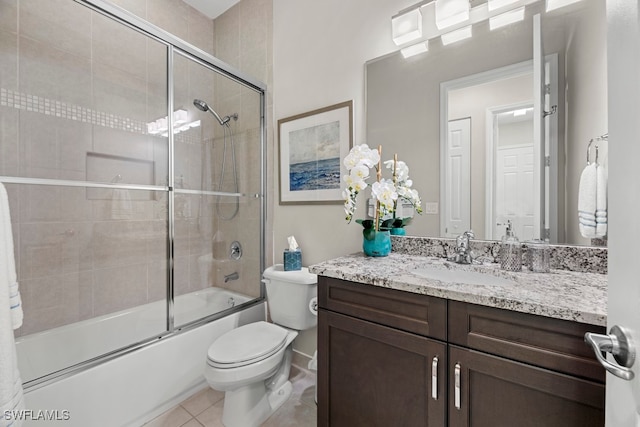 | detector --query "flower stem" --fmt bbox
[375,145,382,232]
[393,153,398,220]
